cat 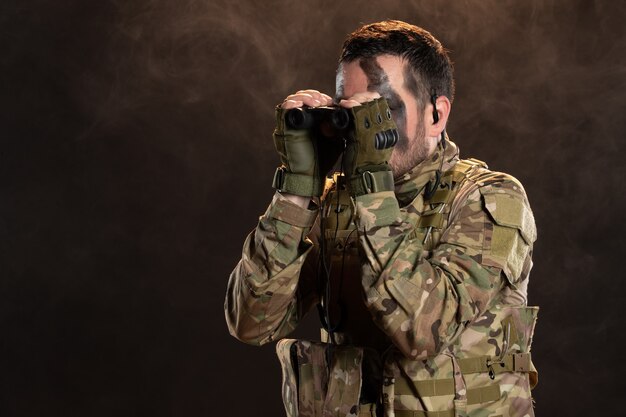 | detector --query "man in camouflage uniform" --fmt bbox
[226,20,538,417]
